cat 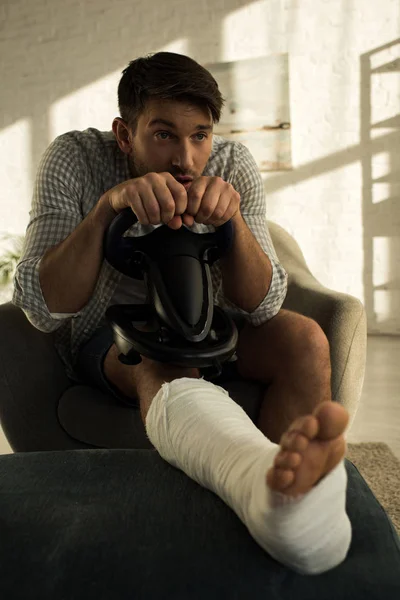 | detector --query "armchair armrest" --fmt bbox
[267,221,367,428]
[0,302,85,451]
